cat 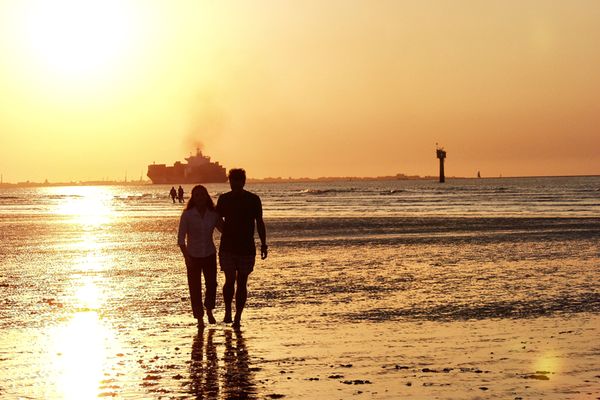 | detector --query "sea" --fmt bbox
[1,176,599,398]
